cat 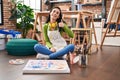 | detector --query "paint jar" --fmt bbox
[78,54,88,68]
